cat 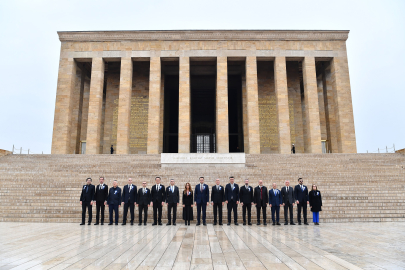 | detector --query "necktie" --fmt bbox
[301,185,304,191]
[172,186,174,193]
[86,186,88,193]
[201,184,203,192]
[260,187,262,200]
[100,185,101,190]
[143,188,146,194]
[287,187,289,192]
